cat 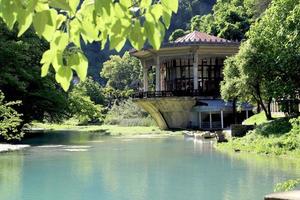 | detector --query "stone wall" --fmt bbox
[231,124,254,137]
